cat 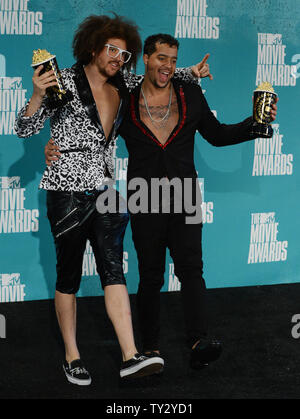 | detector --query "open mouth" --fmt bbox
[158,69,170,84]
[109,61,120,71]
